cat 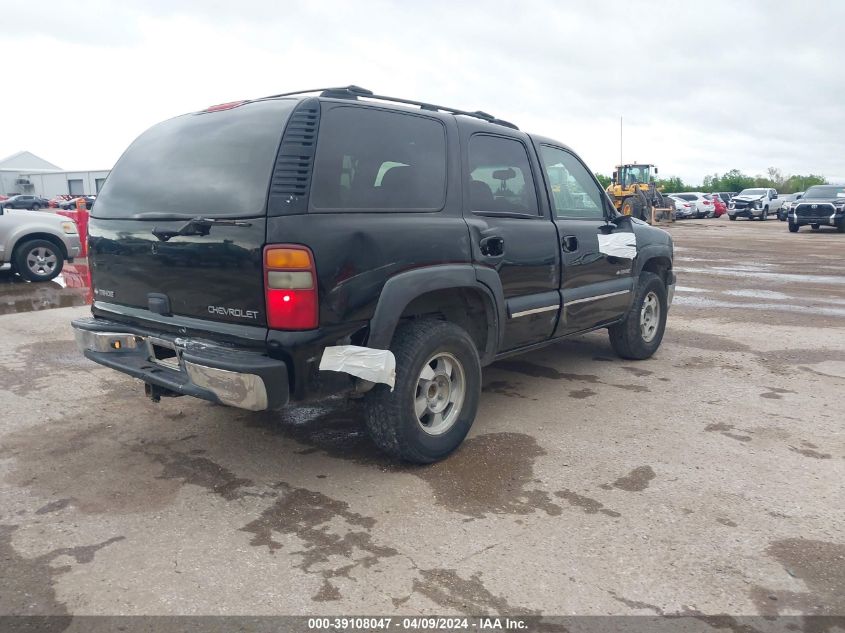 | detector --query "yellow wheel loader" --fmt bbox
[606,164,672,222]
